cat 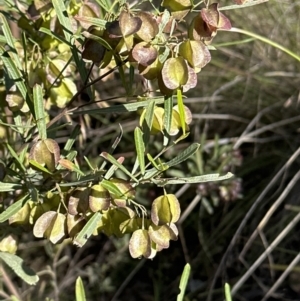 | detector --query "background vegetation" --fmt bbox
[1,0,300,300]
